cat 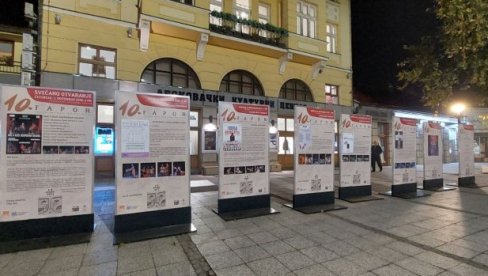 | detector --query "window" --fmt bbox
[220,70,264,96]
[279,79,313,102]
[171,0,193,5]
[0,40,14,66]
[326,23,337,53]
[258,3,270,37]
[97,105,114,124]
[296,1,316,38]
[234,0,250,34]
[277,117,294,154]
[325,84,338,104]
[210,0,222,26]
[79,44,116,79]
[141,58,201,89]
